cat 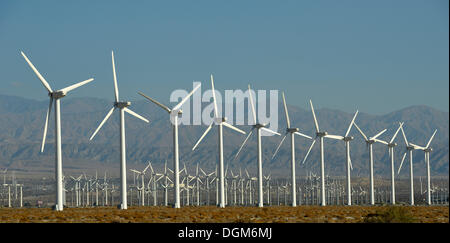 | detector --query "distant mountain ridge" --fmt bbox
[0,94,448,178]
